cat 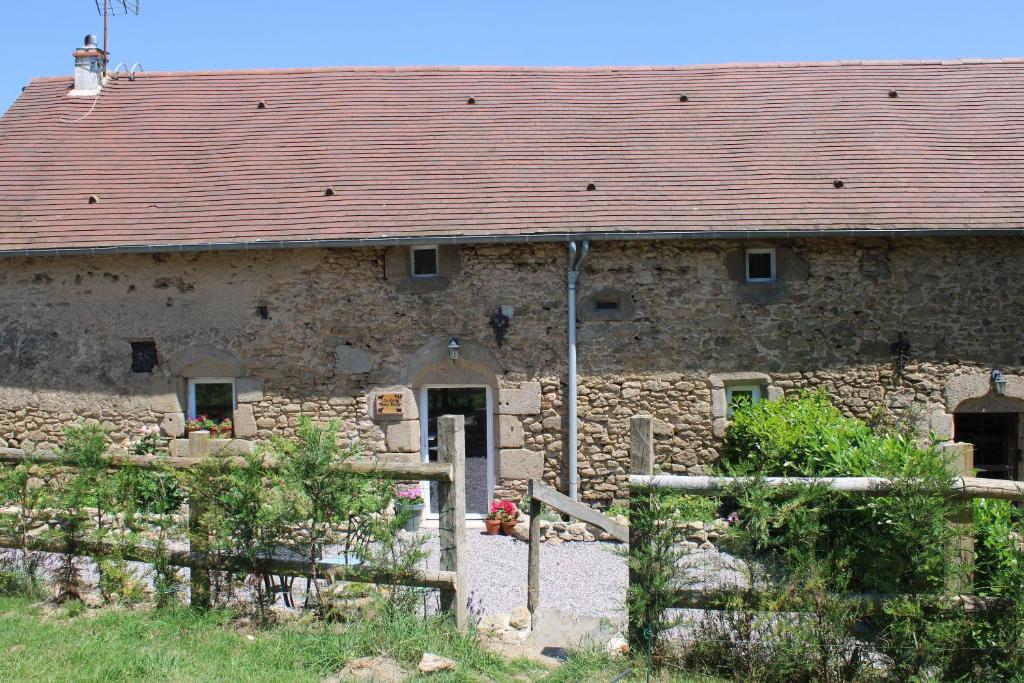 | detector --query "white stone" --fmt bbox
[384,420,421,453]
[509,606,531,630]
[606,633,629,656]
[334,344,373,374]
[418,652,456,674]
[478,613,511,633]
[235,377,265,403]
[498,415,525,448]
[160,412,185,438]
[497,449,543,480]
[232,404,257,438]
[497,382,542,415]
